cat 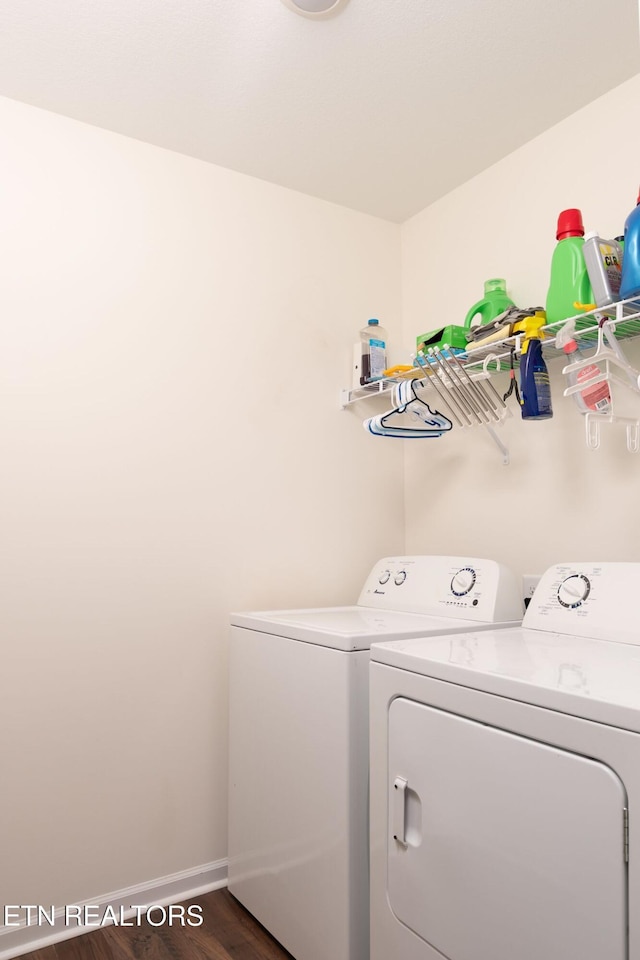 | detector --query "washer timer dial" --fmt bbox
[557,574,591,608]
[451,567,476,597]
